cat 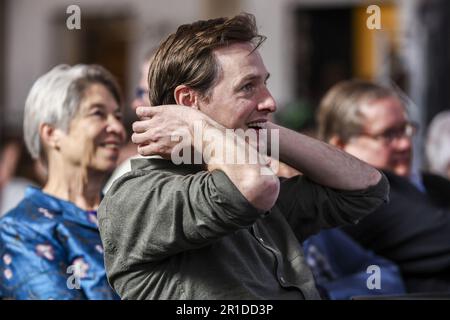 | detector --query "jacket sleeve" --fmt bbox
[276,171,389,241]
[98,169,263,269]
